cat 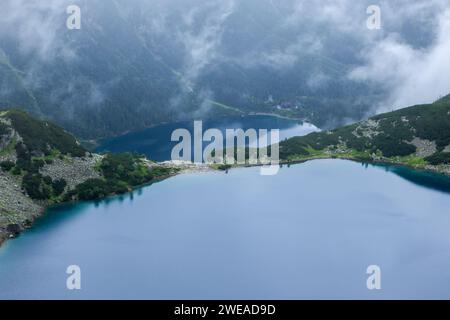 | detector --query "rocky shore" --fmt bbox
[2,153,450,248]
[0,157,213,247]
[0,171,44,245]
[0,153,102,247]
